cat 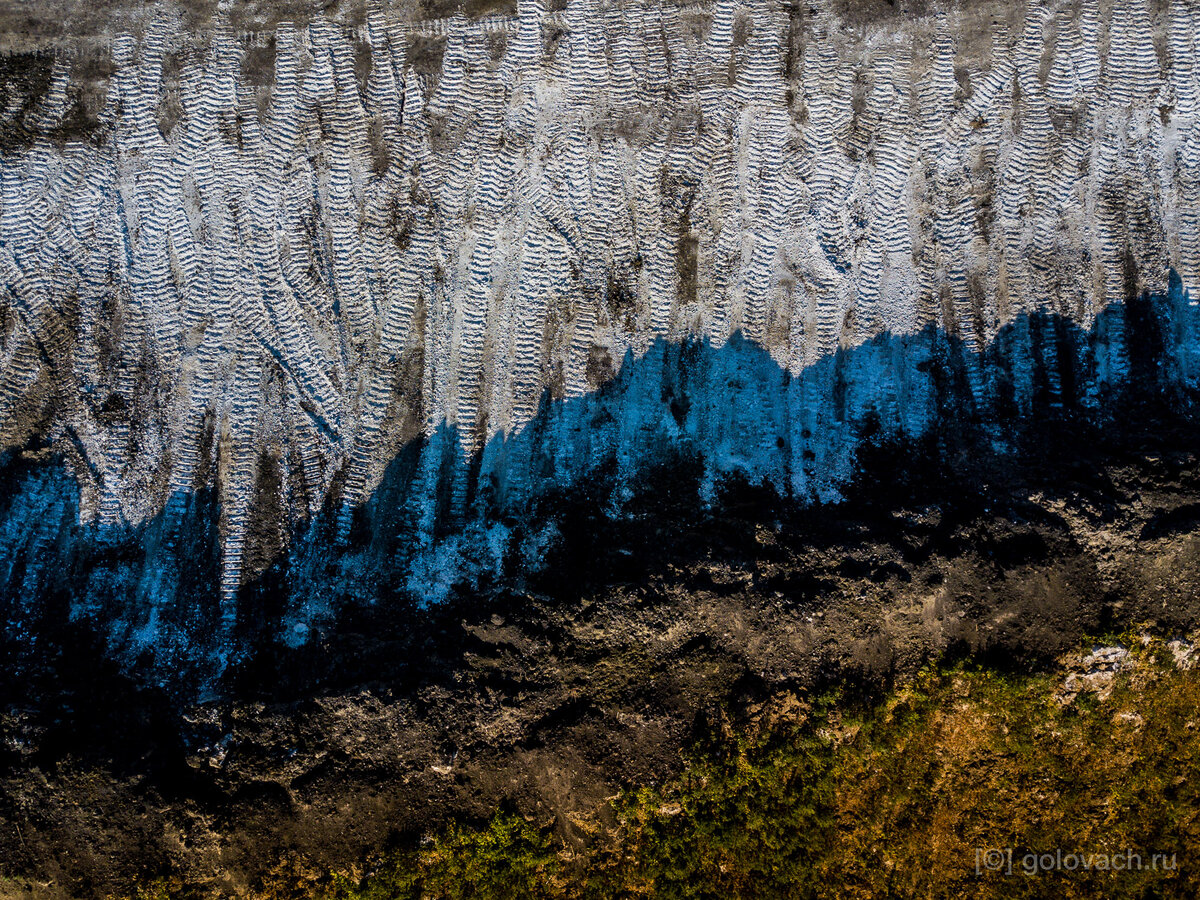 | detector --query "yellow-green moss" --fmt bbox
[323,642,1200,900]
